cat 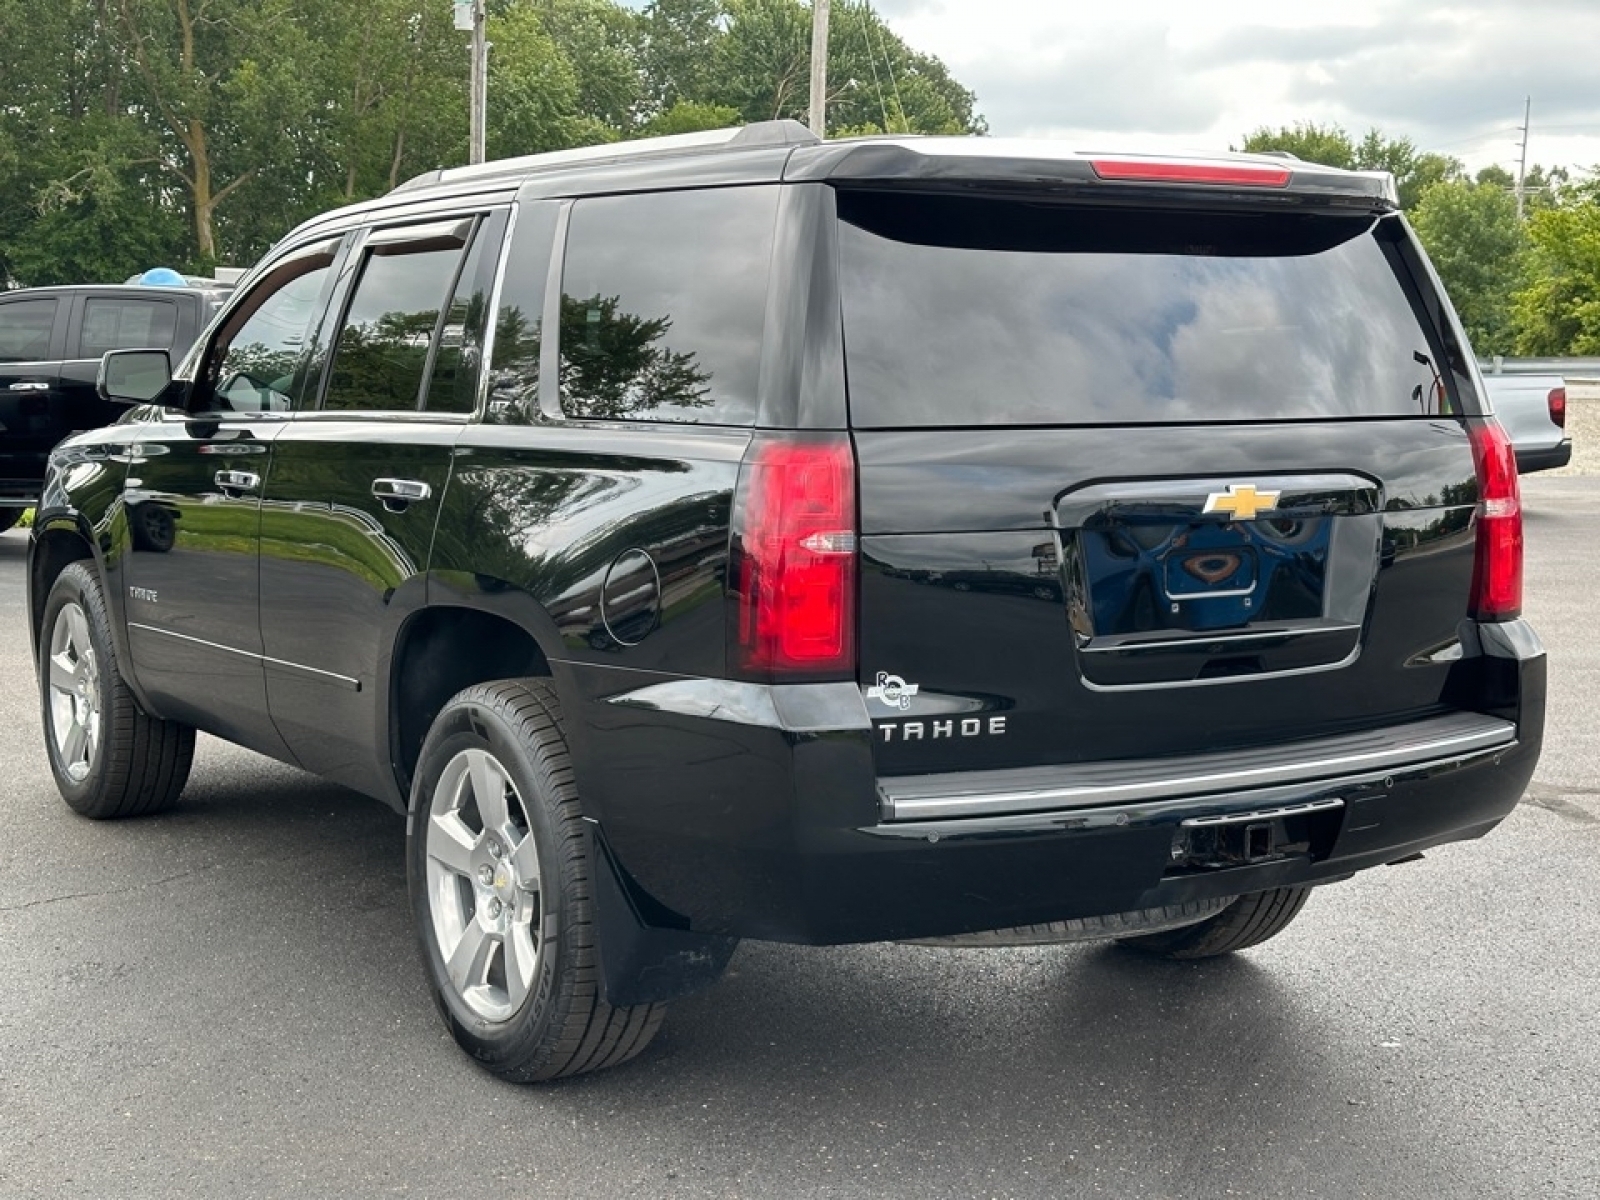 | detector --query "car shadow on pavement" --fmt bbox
[5,746,1503,1198]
